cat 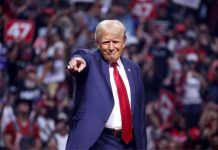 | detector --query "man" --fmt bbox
[66,20,146,149]
[3,100,41,149]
